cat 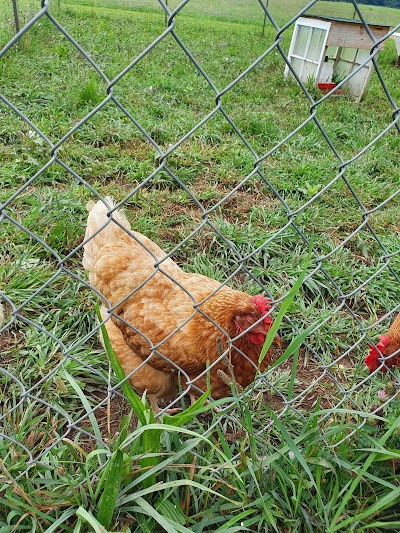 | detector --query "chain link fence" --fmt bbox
[1,0,399,493]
